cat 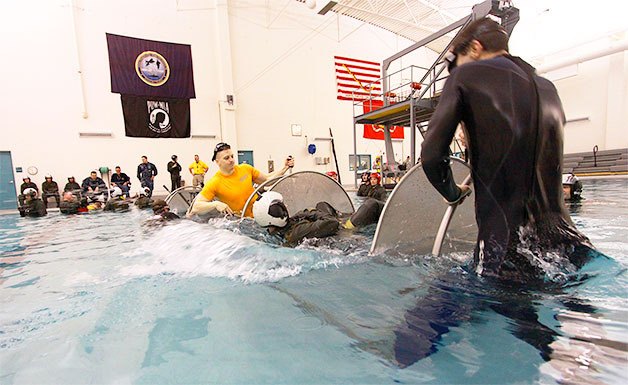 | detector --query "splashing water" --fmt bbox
[121,218,370,283]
